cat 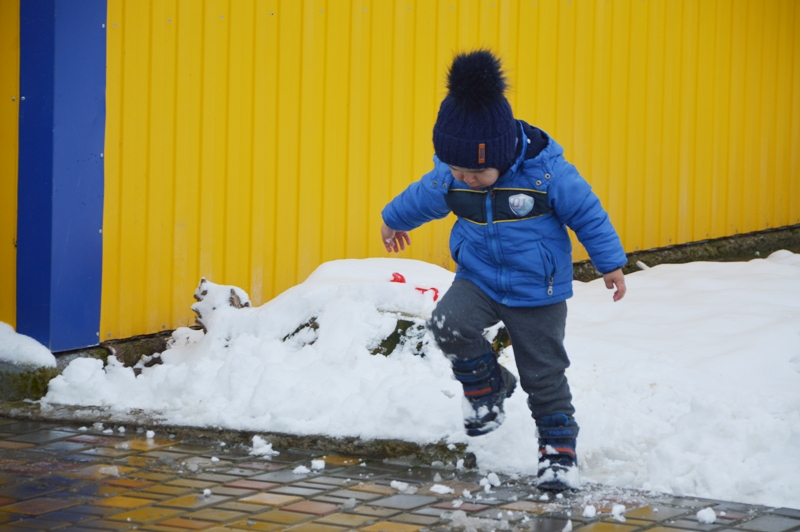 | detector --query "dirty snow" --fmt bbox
[42,253,800,508]
[0,321,57,367]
